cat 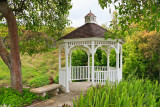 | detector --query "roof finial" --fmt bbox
[90,10,91,13]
